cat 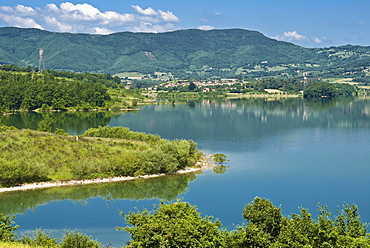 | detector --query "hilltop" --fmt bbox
[0,27,369,79]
